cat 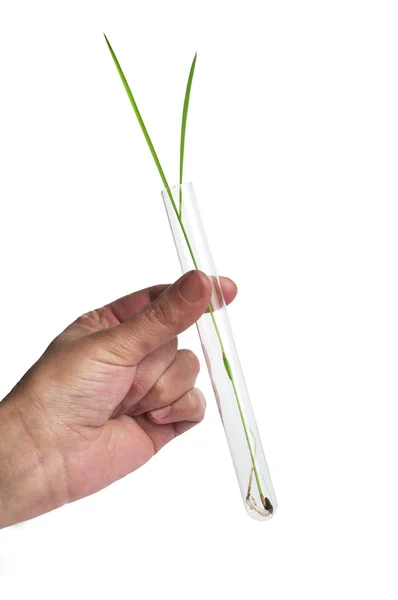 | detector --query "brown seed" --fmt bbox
[260,493,274,514]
